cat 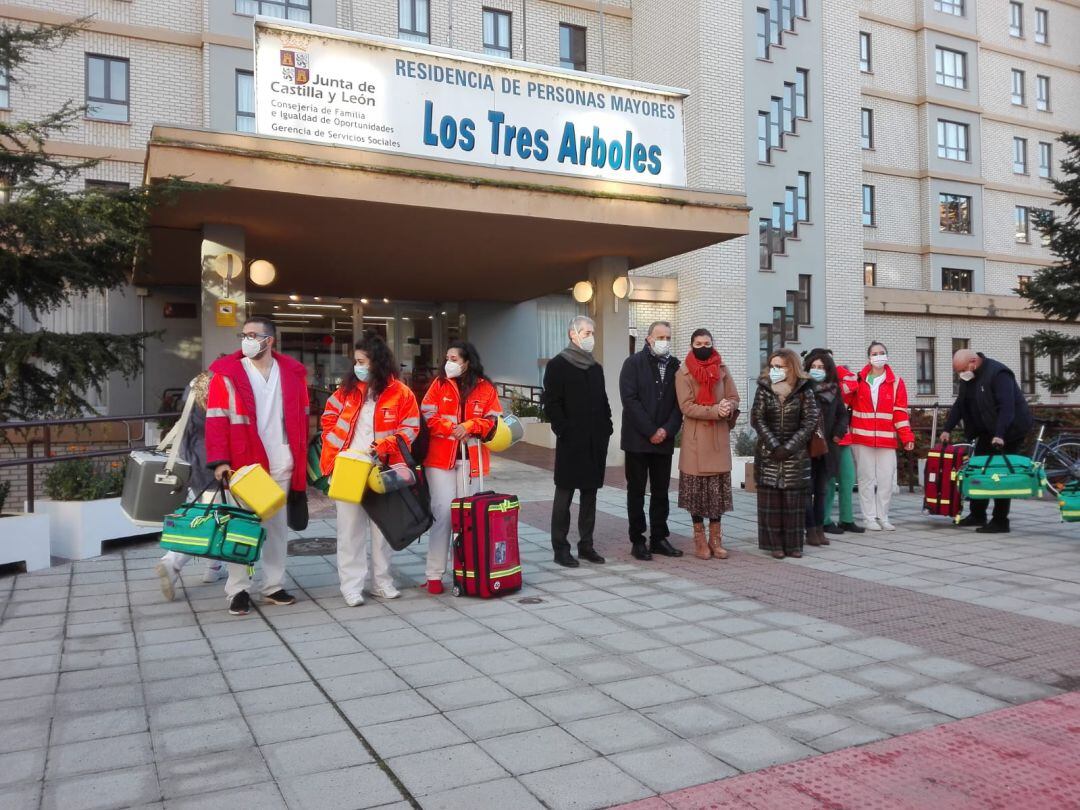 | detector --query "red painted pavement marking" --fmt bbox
[615,692,1080,810]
